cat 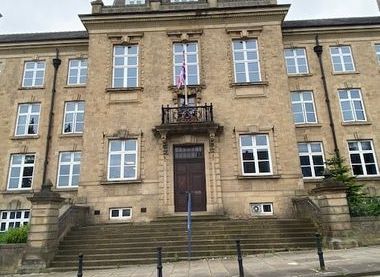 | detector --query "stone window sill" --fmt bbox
[332,71,360,76]
[64,85,86,89]
[295,123,322,128]
[101,179,142,185]
[53,188,78,192]
[59,133,83,138]
[237,174,281,180]
[341,121,372,126]
[356,176,380,181]
[11,135,40,140]
[230,81,268,87]
[18,86,45,91]
[288,73,313,78]
[1,190,33,195]
[303,178,324,183]
[106,87,143,93]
